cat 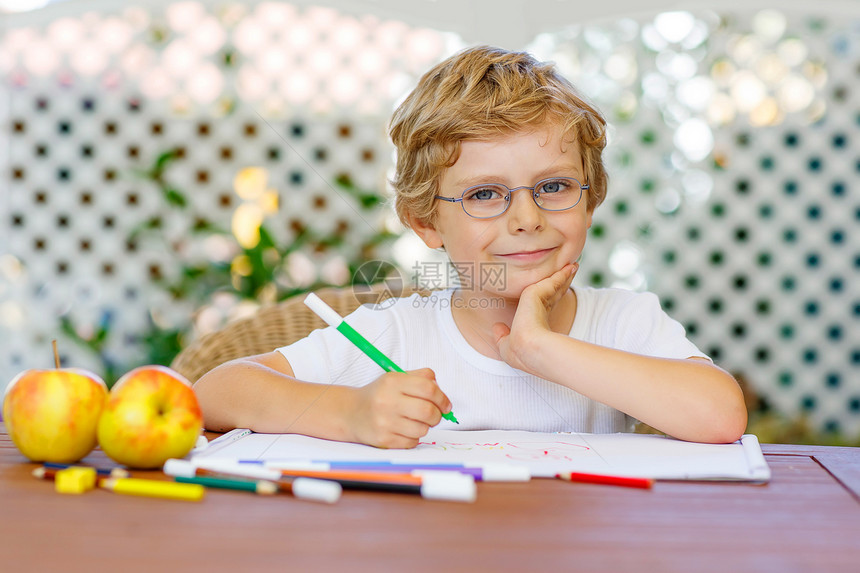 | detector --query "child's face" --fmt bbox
[411,123,593,298]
